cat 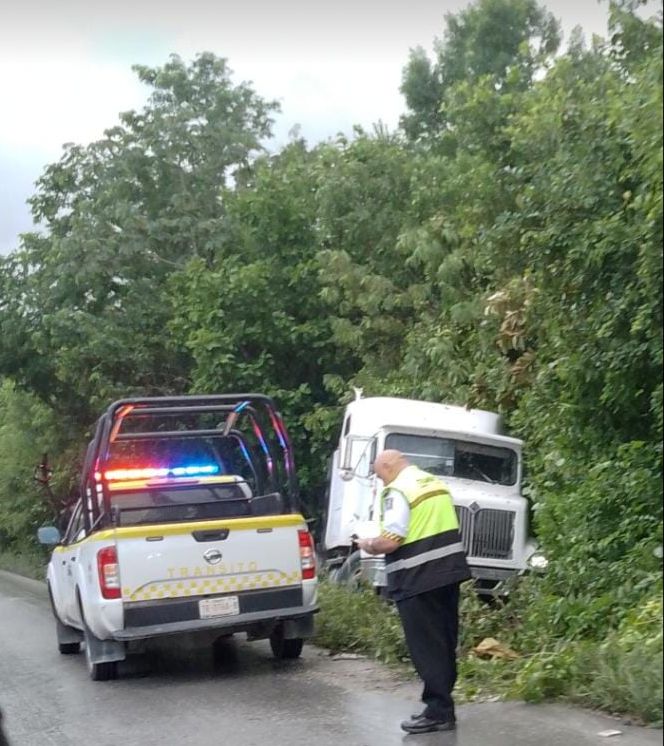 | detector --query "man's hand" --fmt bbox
[357,535,402,555]
[356,537,375,555]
